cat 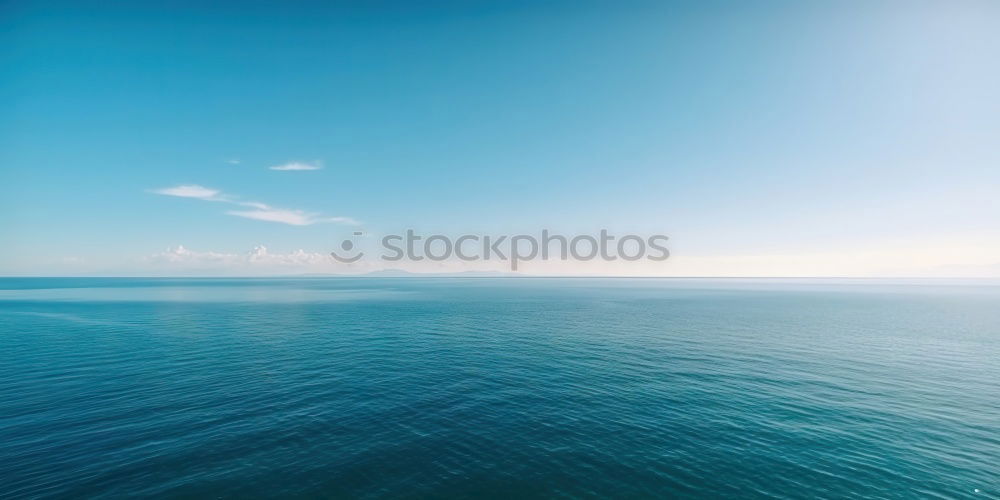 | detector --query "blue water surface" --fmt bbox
[1,278,998,498]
